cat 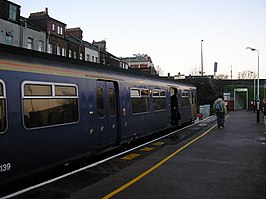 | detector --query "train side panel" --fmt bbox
[122,82,171,141]
[0,70,102,186]
[0,44,197,188]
